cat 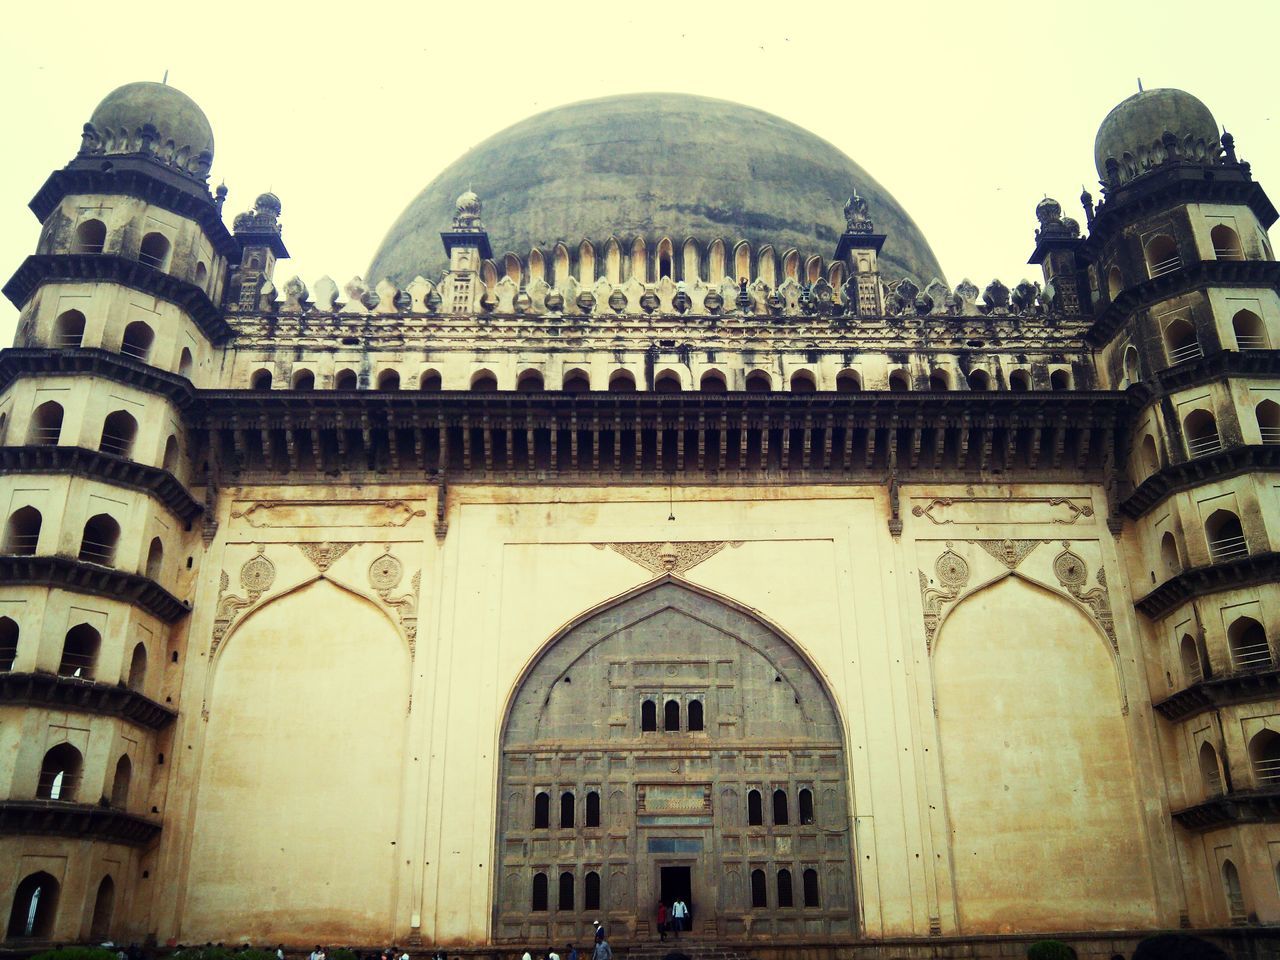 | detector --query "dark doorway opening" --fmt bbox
[660,865,693,927]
